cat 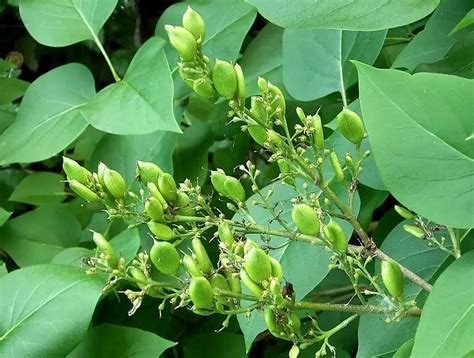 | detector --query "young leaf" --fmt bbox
[18,0,118,47]
[0,77,29,104]
[83,37,180,135]
[356,64,474,229]
[9,172,65,206]
[283,29,386,101]
[0,264,103,357]
[0,63,95,165]
[411,250,474,357]
[246,0,439,31]
[68,324,176,357]
[0,207,82,266]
